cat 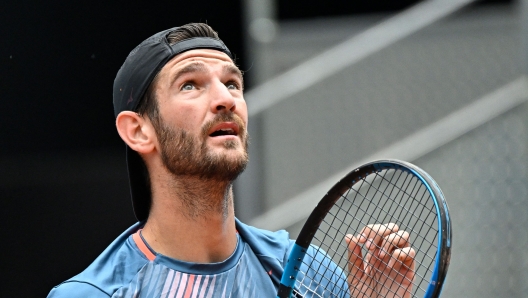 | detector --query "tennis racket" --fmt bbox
[277,160,451,298]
